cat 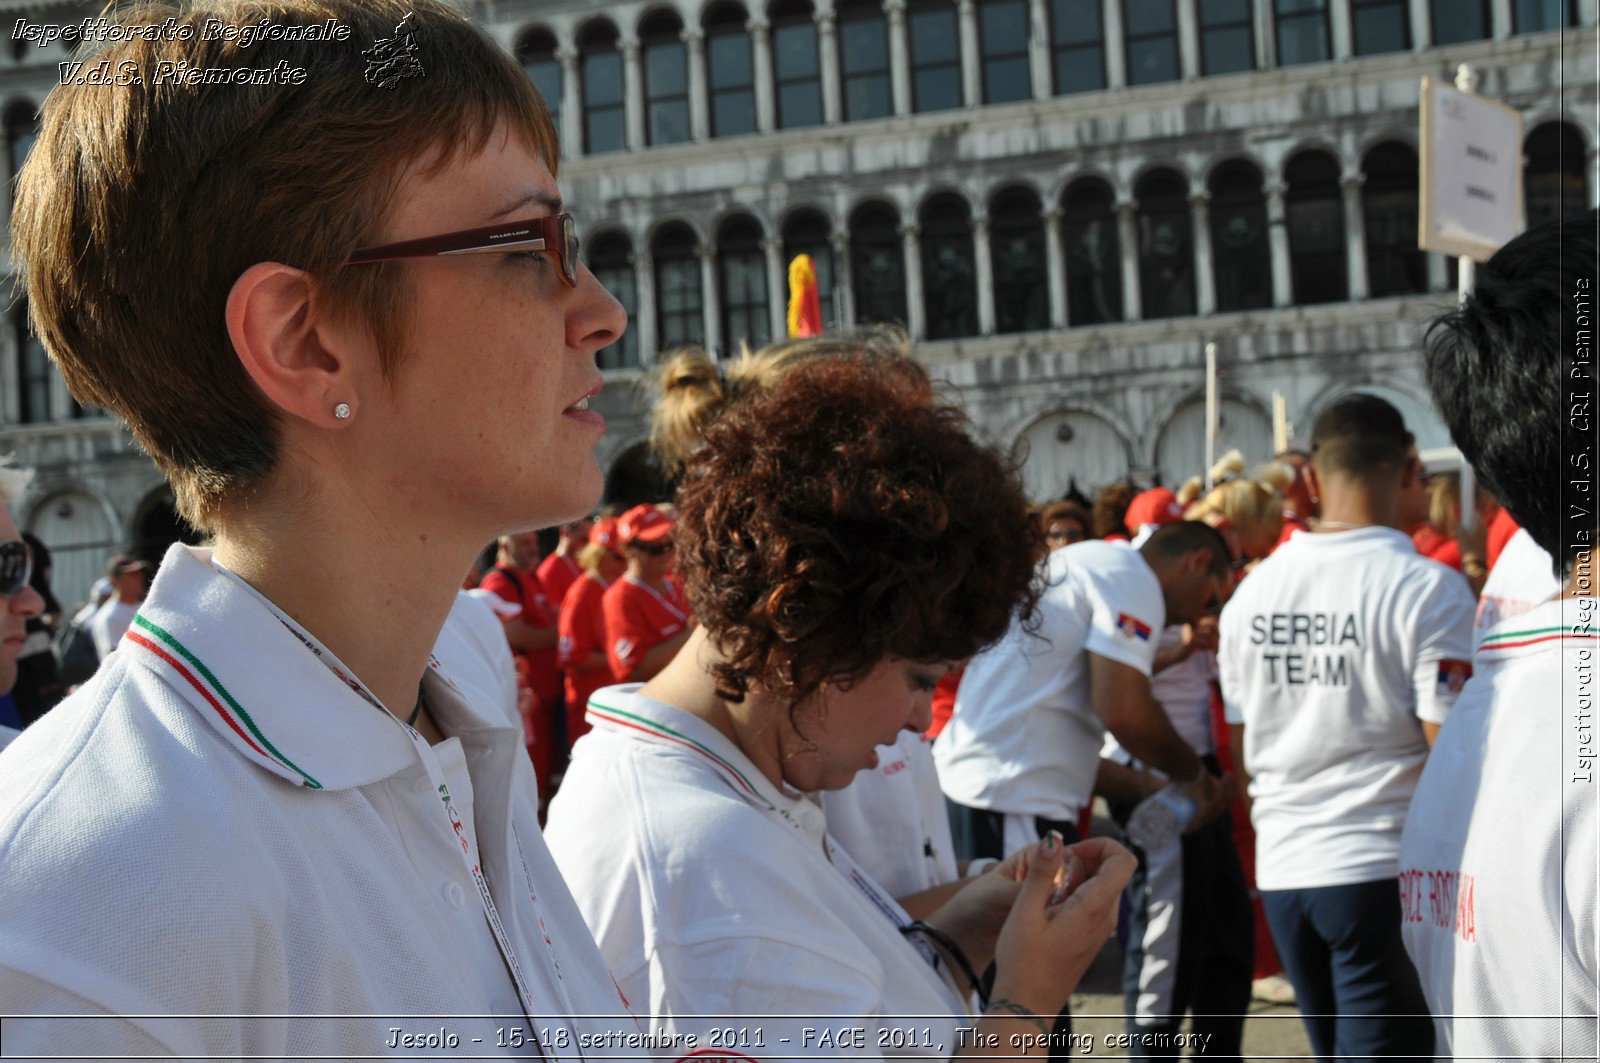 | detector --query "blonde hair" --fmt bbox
[1253,460,1298,496]
[649,326,925,474]
[1184,476,1284,549]
[1429,473,1462,534]
[577,540,614,576]
[1177,449,1247,507]
[0,458,33,506]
